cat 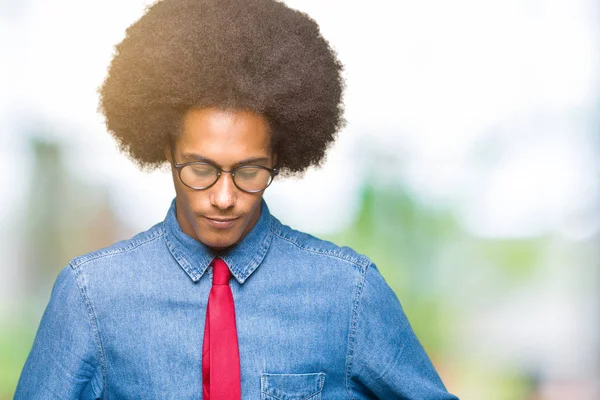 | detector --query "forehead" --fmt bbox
[177,107,271,157]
